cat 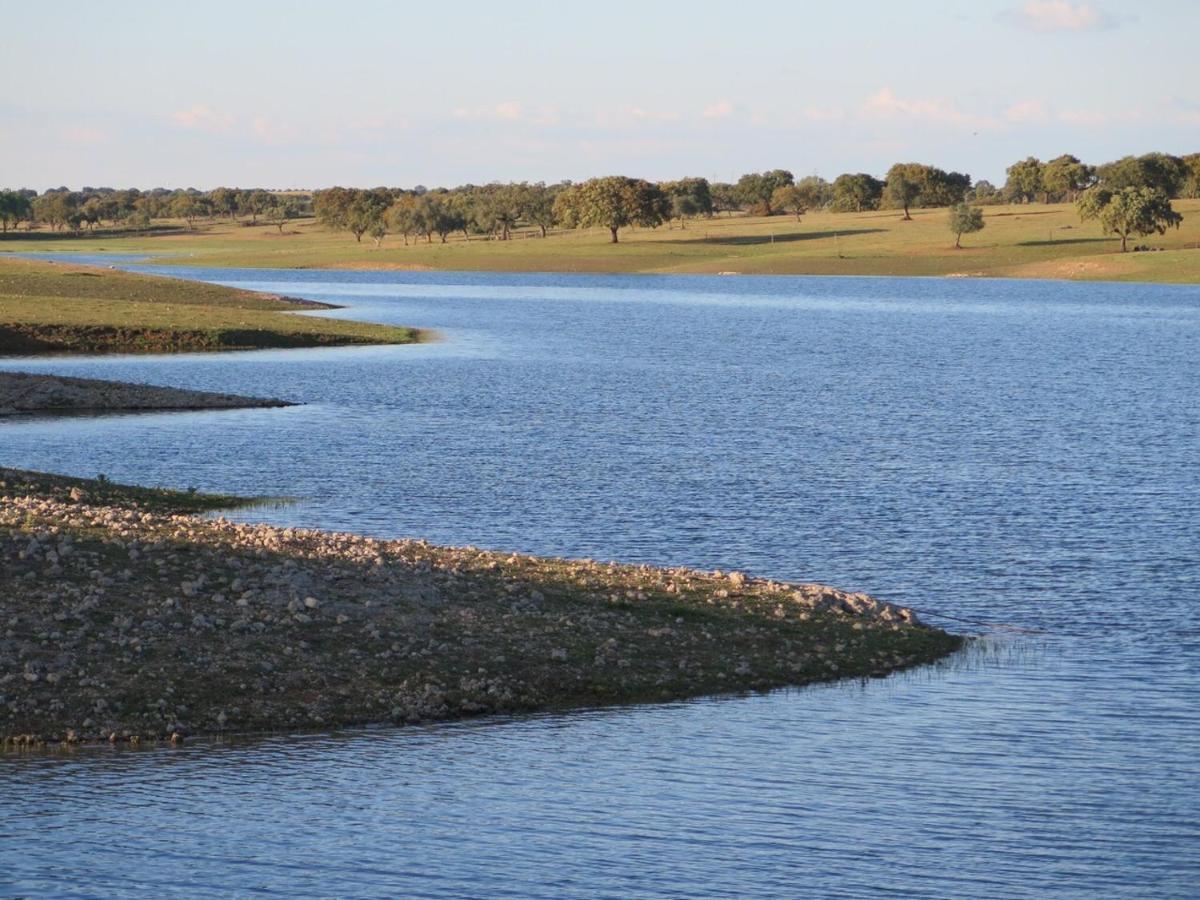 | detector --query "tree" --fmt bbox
[1097,153,1188,197]
[735,169,793,215]
[209,186,240,219]
[268,196,303,233]
[554,176,668,243]
[769,185,807,221]
[1076,186,1182,252]
[830,173,884,212]
[709,182,741,216]
[792,176,832,210]
[1042,154,1094,202]
[1005,157,1044,203]
[519,182,559,237]
[0,190,32,232]
[883,165,921,220]
[32,191,76,230]
[948,202,984,248]
[169,193,202,228]
[1182,154,1200,199]
[662,177,712,227]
